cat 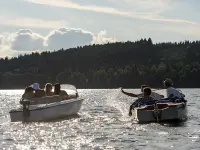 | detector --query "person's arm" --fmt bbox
[121,88,138,97]
[129,104,134,116]
[129,100,138,116]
